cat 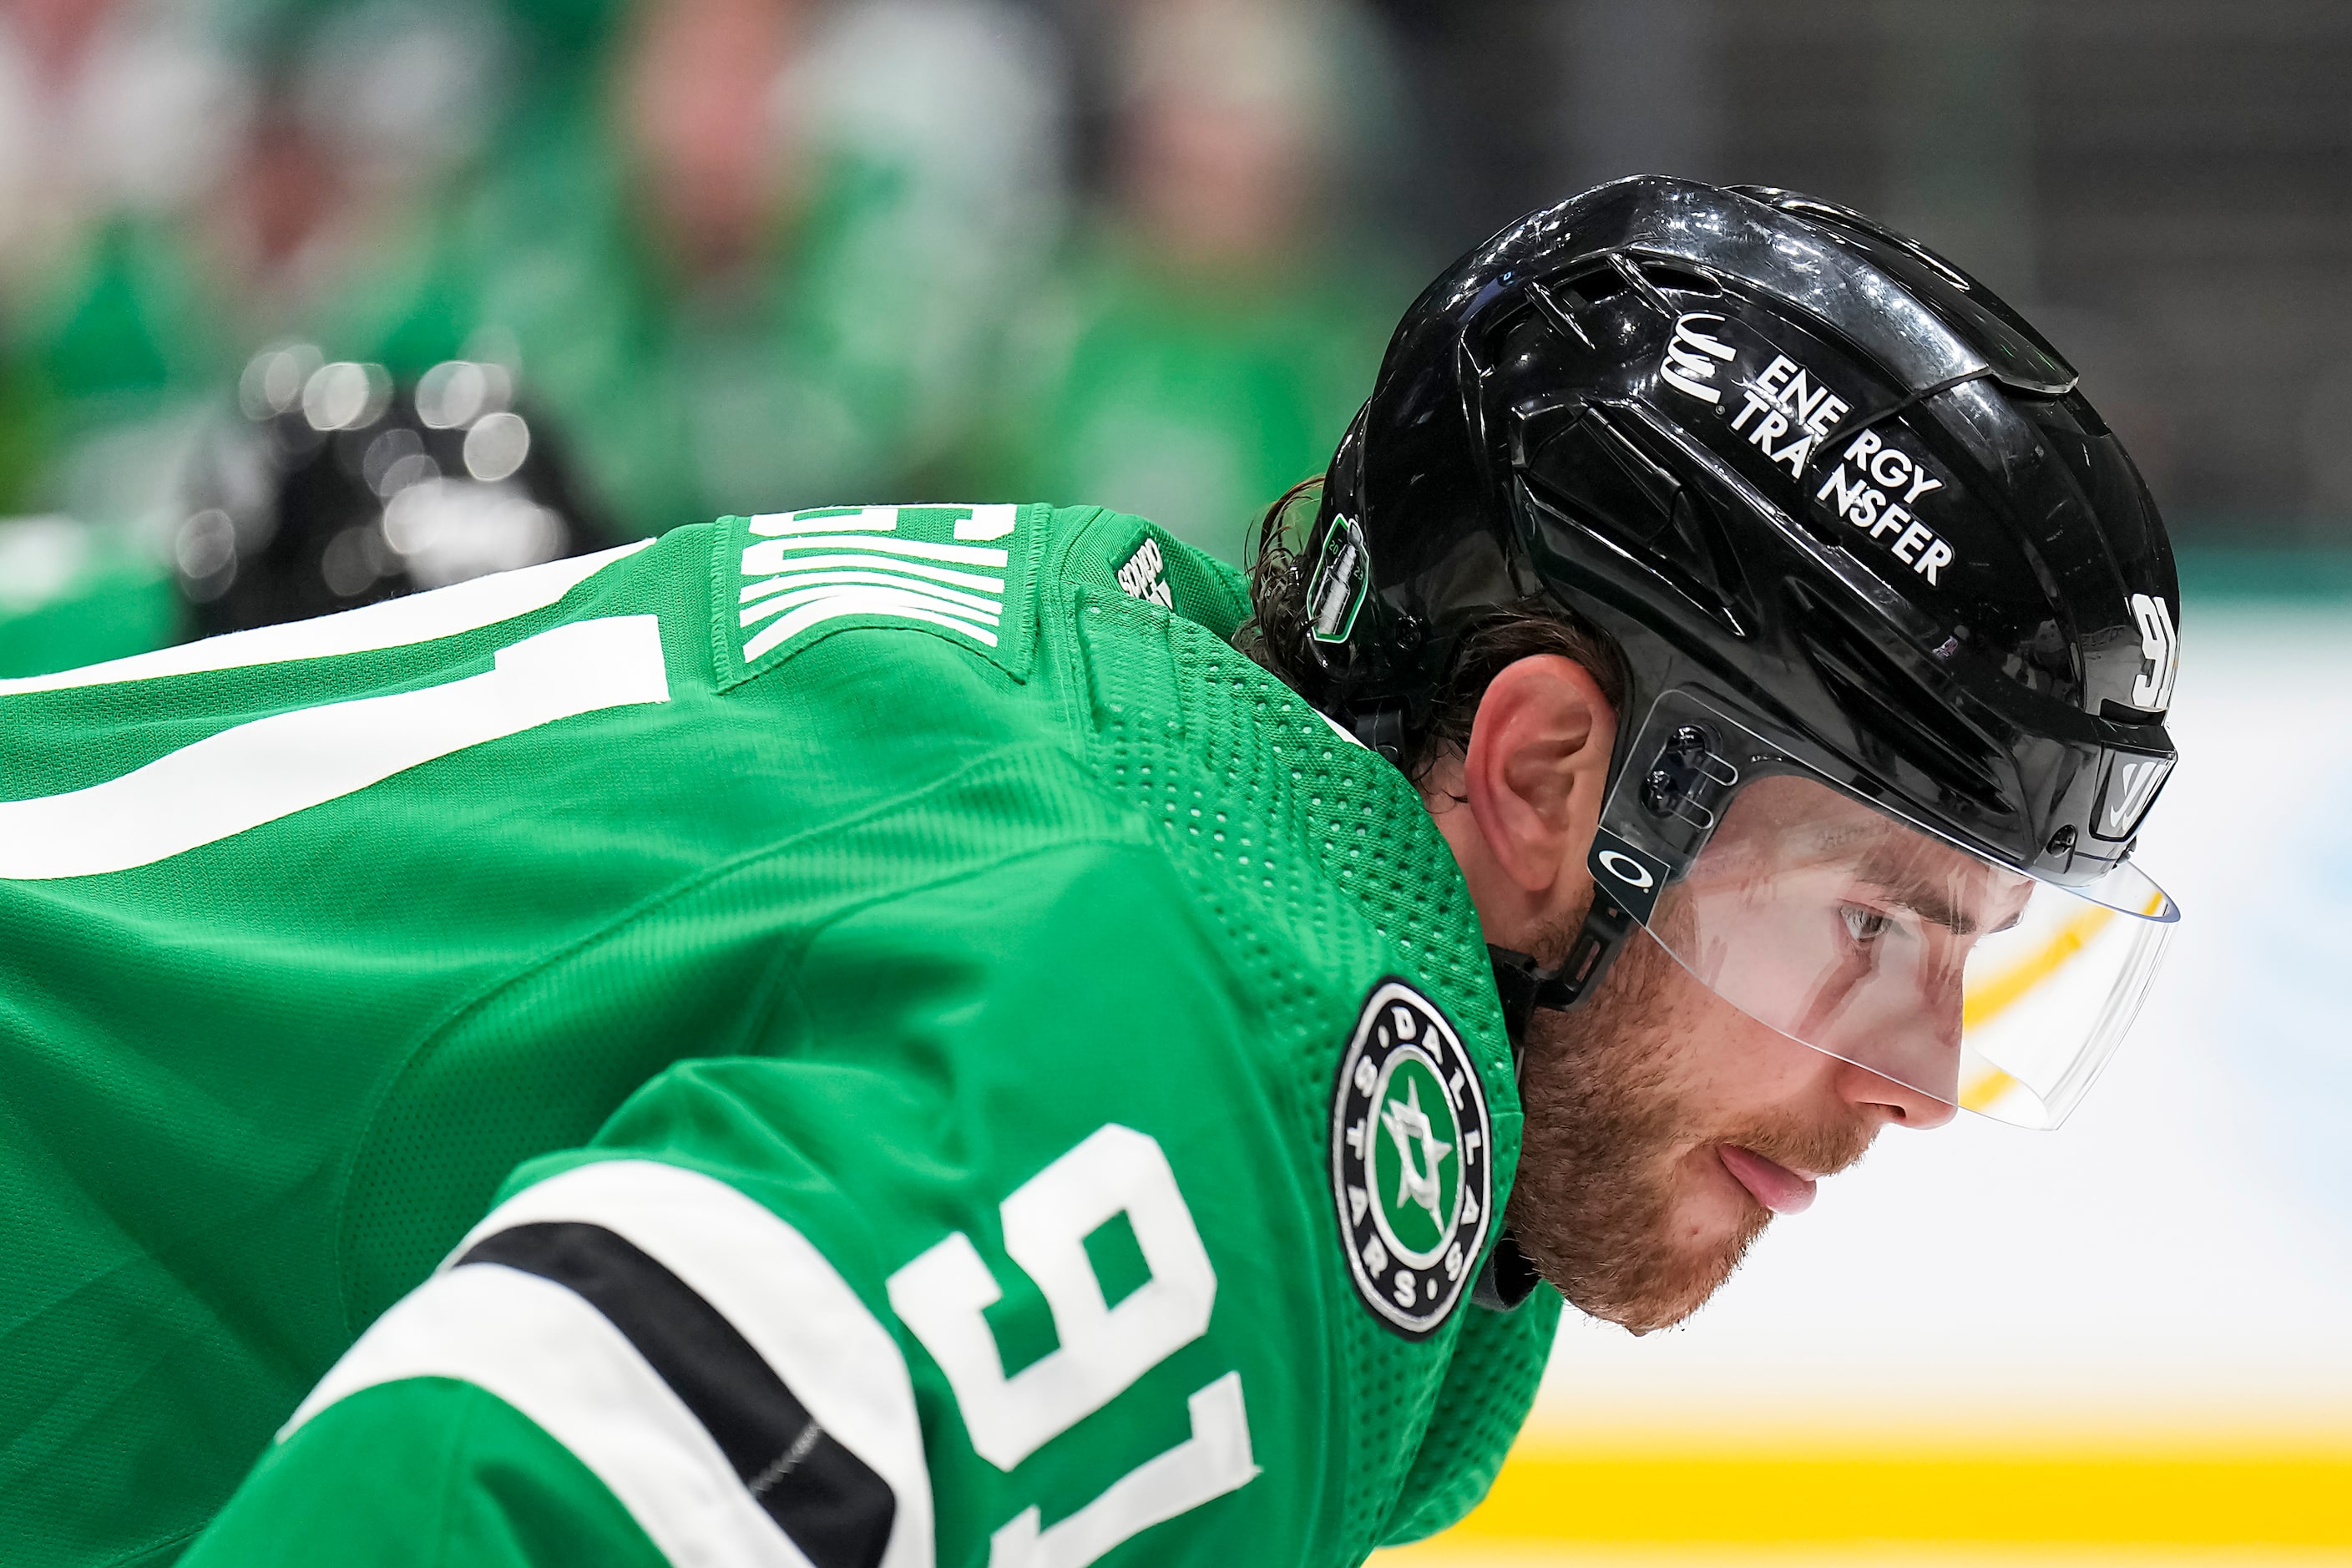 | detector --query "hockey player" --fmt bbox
[0,179,2180,1568]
